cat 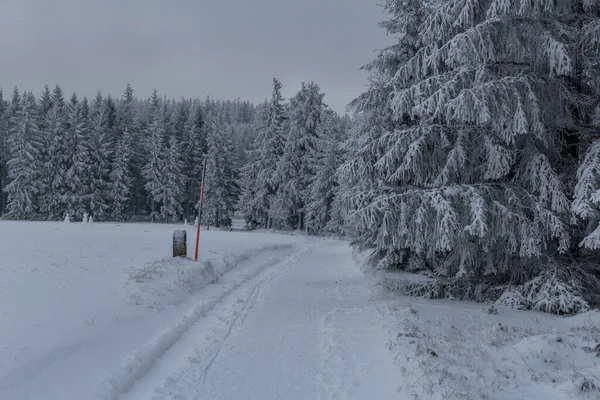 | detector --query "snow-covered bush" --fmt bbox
[495,289,529,310]
[522,270,589,315]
